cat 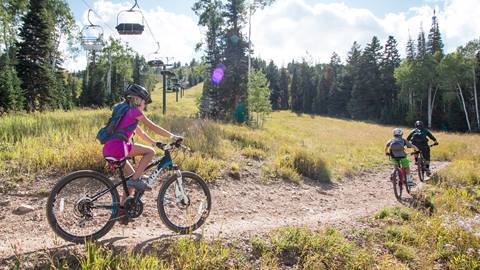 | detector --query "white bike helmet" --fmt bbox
[393,128,403,137]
